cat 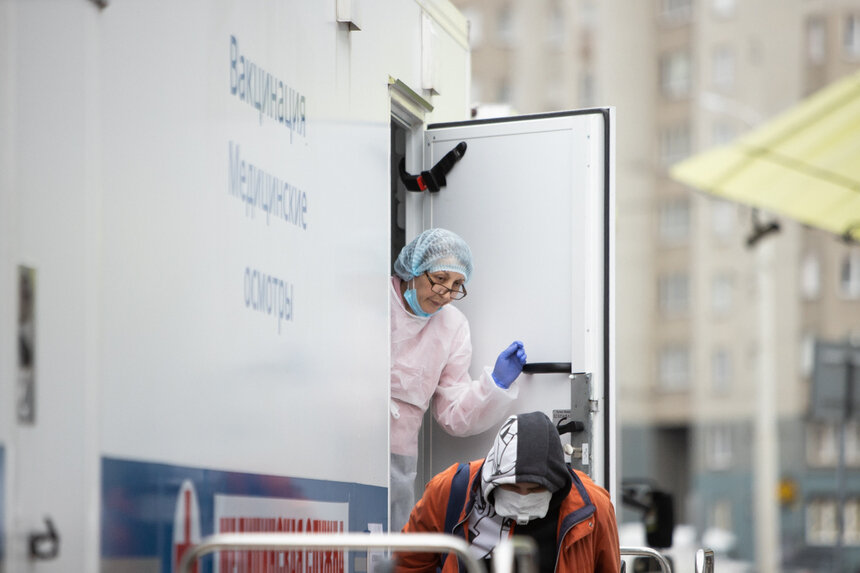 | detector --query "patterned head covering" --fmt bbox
[480,412,571,501]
